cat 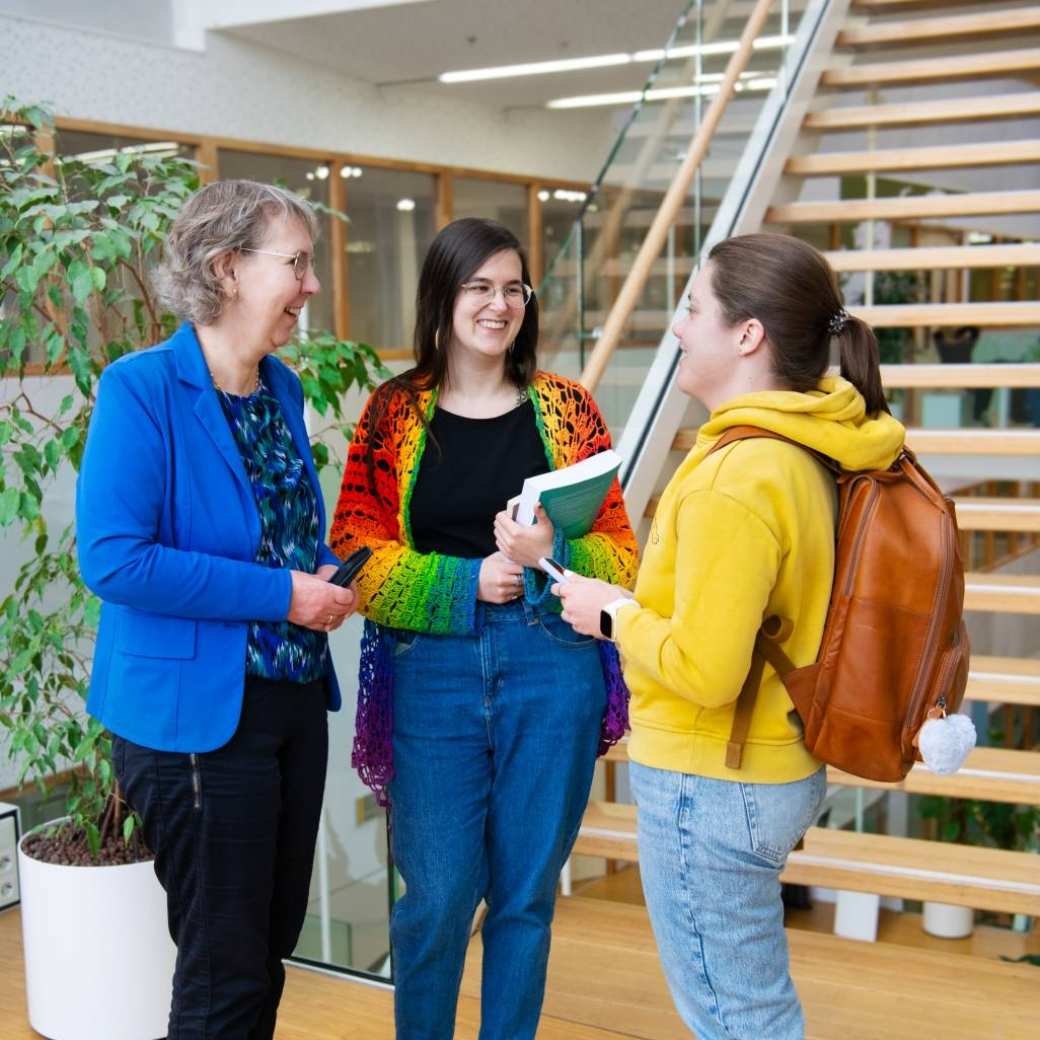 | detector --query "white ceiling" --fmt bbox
[218,0,699,110]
